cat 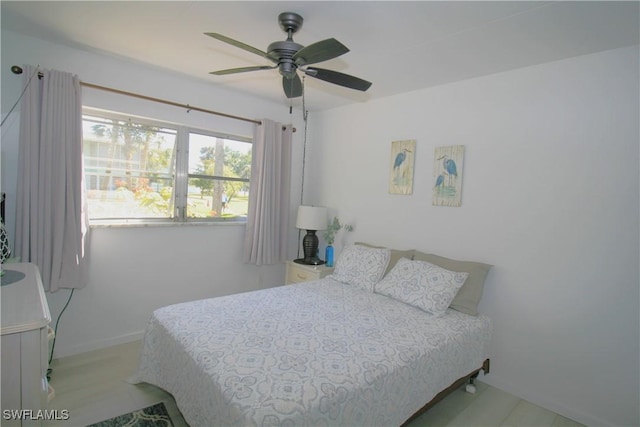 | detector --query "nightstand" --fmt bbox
[285,260,334,284]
